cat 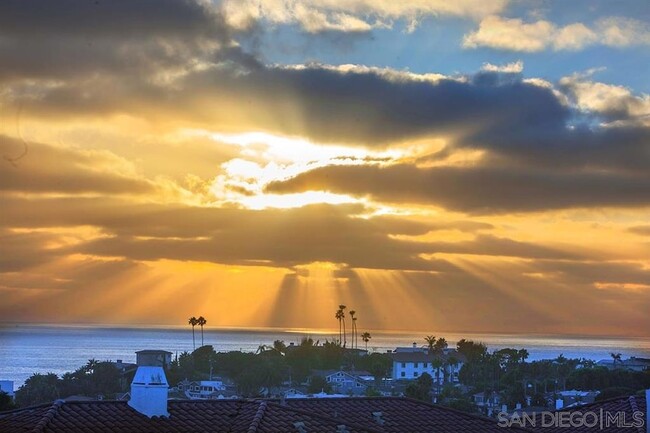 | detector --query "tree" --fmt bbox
[361,332,372,350]
[15,373,61,407]
[197,316,207,347]
[335,308,344,346]
[273,340,287,355]
[405,372,433,402]
[349,310,356,349]
[339,304,347,347]
[610,353,622,369]
[188,317,198,351]
[456,339,487,363]
[308,375,332,394]
[0,391,16,411]
[433,337,448,354]
[424,335,436,354]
